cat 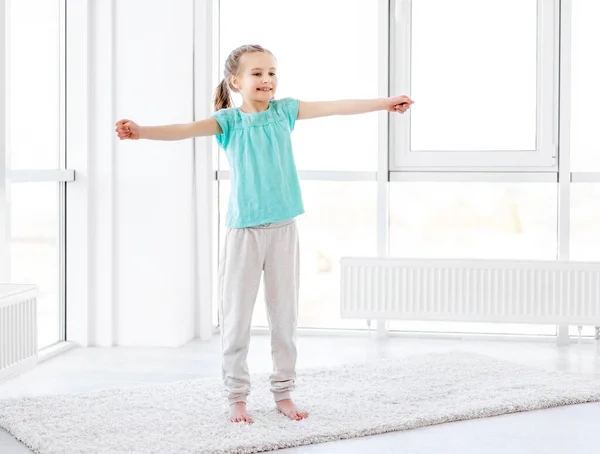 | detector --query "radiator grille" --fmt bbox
[1,290,38,380]
[341,258,600,324]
